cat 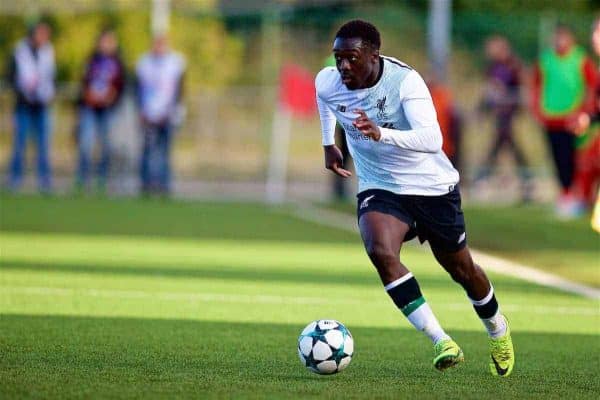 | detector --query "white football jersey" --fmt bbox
[315,56,459,196]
